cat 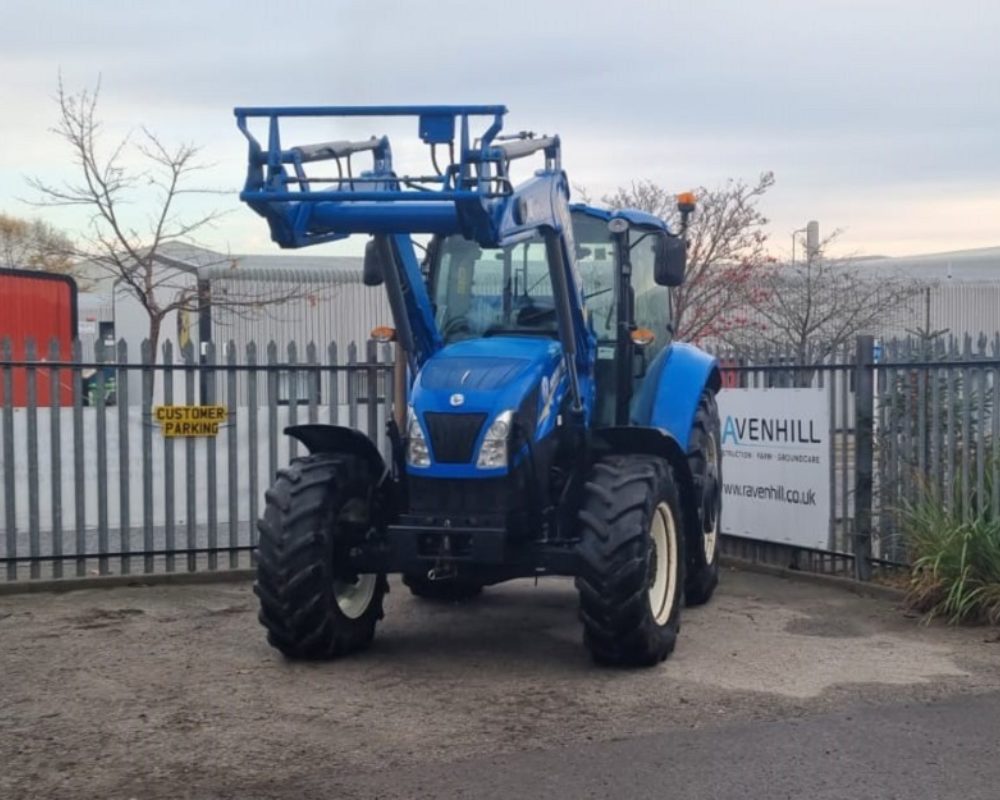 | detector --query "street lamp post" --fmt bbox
[791,226,807,265]
[791,221,820,265]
